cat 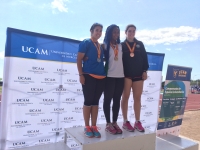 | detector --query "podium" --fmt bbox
[64,123,156,150]
[64,123,199,150]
